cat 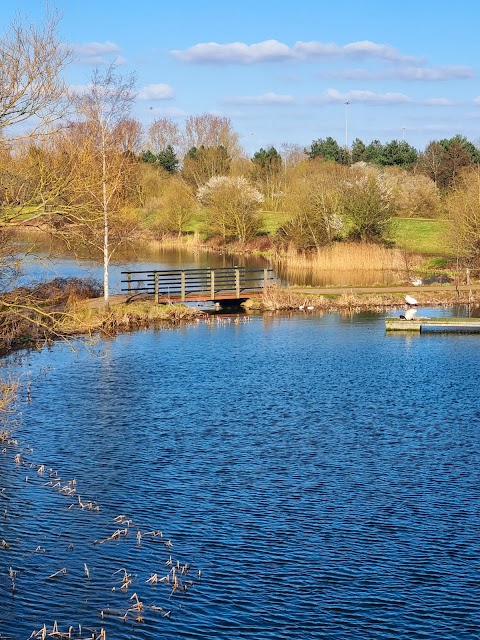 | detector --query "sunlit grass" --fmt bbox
[260,210,290,235]
[392,218,451,256]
